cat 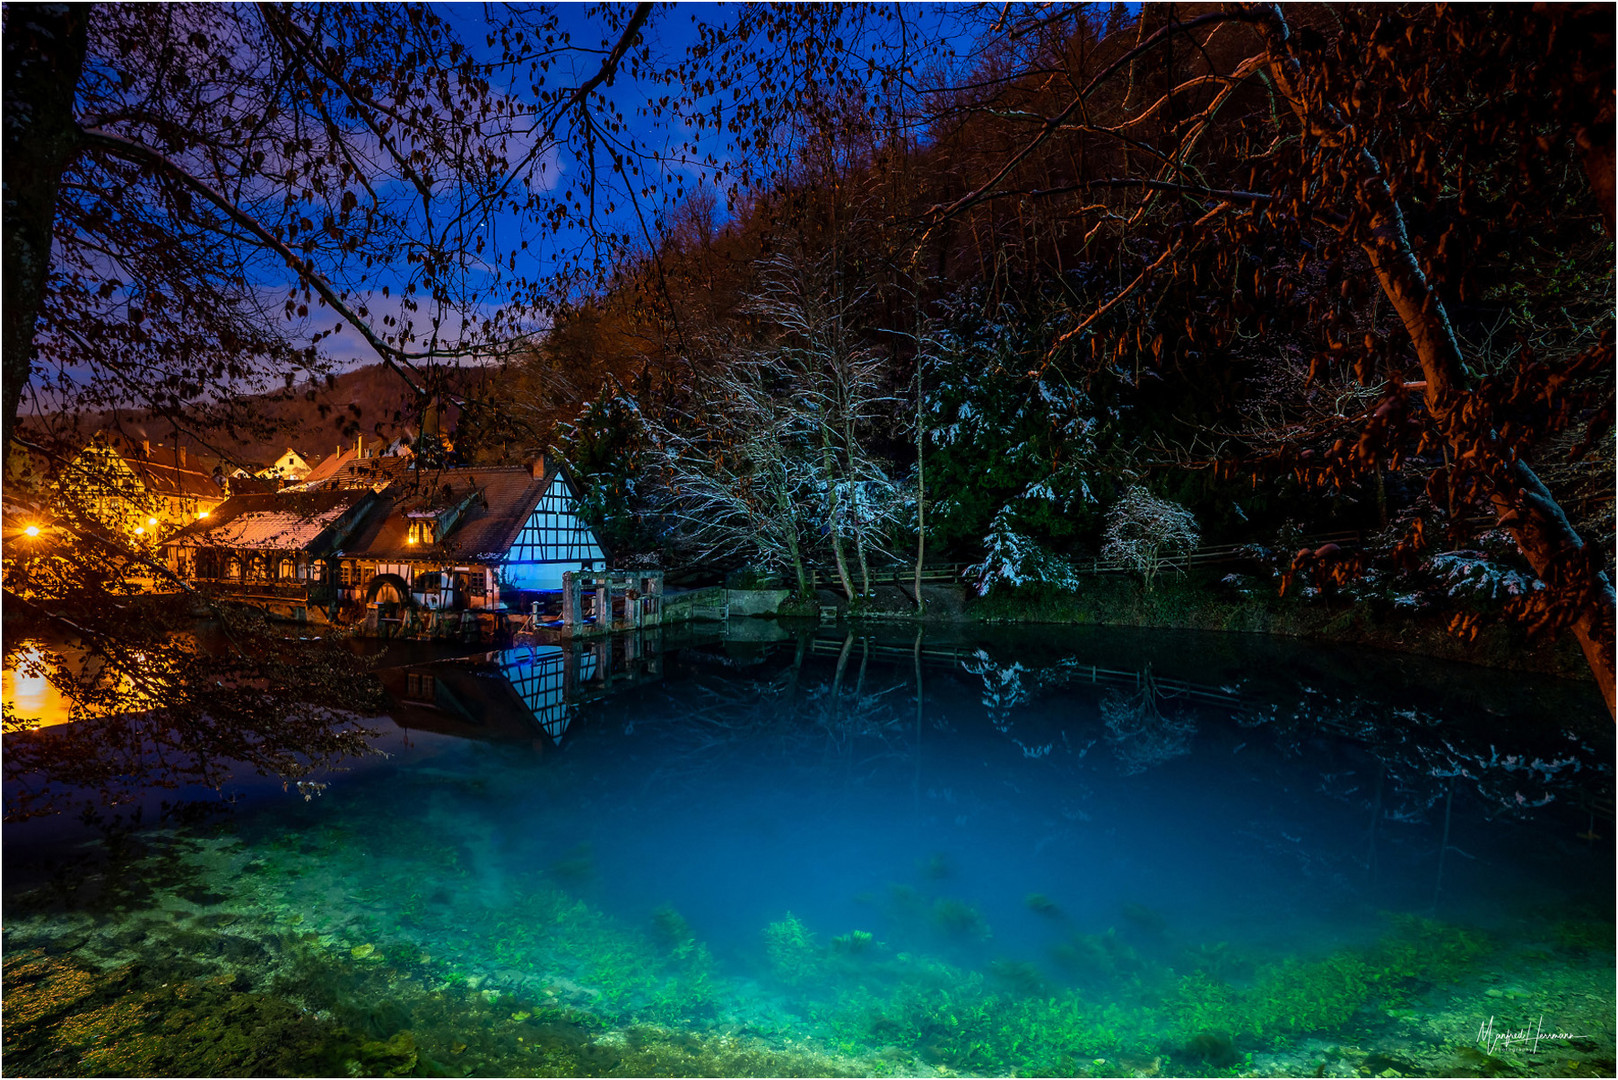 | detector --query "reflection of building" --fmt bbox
[380,633,660,747]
